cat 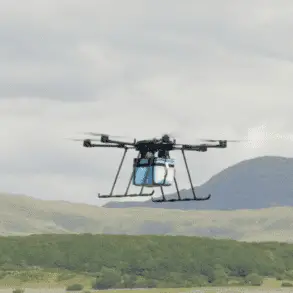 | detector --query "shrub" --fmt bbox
[12,289,25,293]
[66,283,84,291]
[244,273,263,286]
[282,282,293,287]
